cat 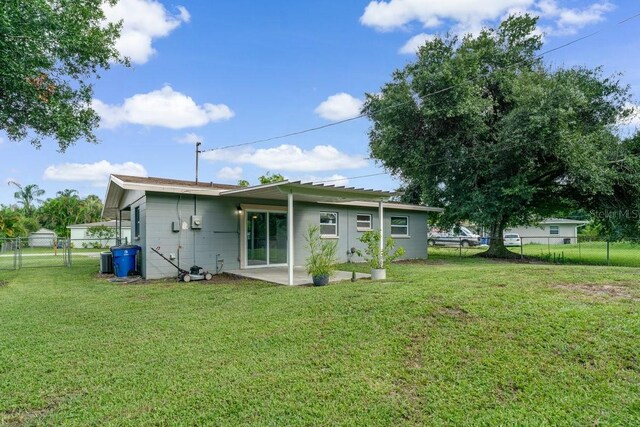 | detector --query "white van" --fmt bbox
[428,226,481,247]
